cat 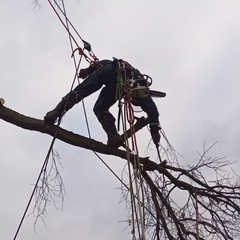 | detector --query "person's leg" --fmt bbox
[44,64,110,124]
[133,95,159,125]
[93,80,123,148]
[43,90,83,124]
